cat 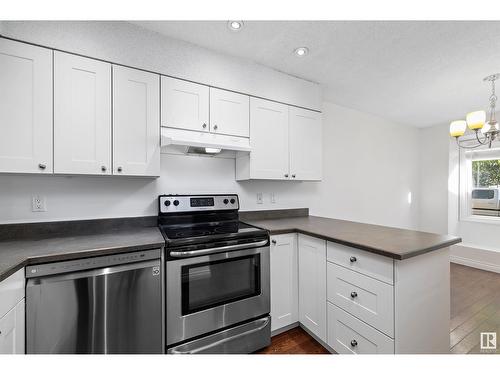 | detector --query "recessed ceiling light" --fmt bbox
[294,47,309,57]
[228,21,244,31]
